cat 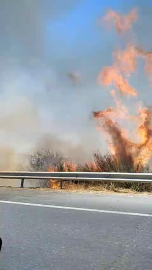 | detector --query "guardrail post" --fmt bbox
[21,178,25,188]
[60,180,63,189]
